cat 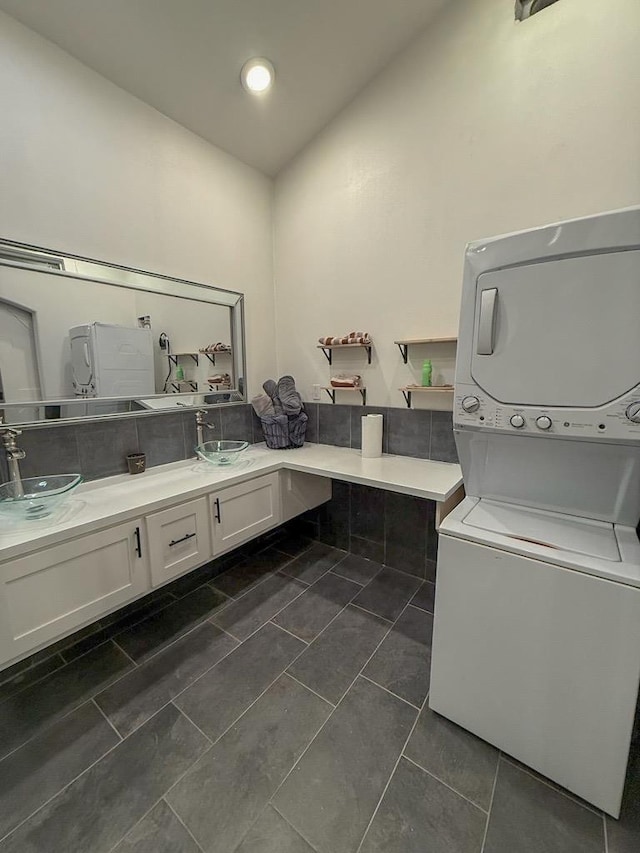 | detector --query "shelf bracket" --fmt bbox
[359,388,367,405]
[168,354,178,367]
[365,345,372,365]
[320,347,333,365]
[203,352,216,366]
[396,343,409,364]
[188,354,199,365]
[323,387,336,404]
[402,389,412,409]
